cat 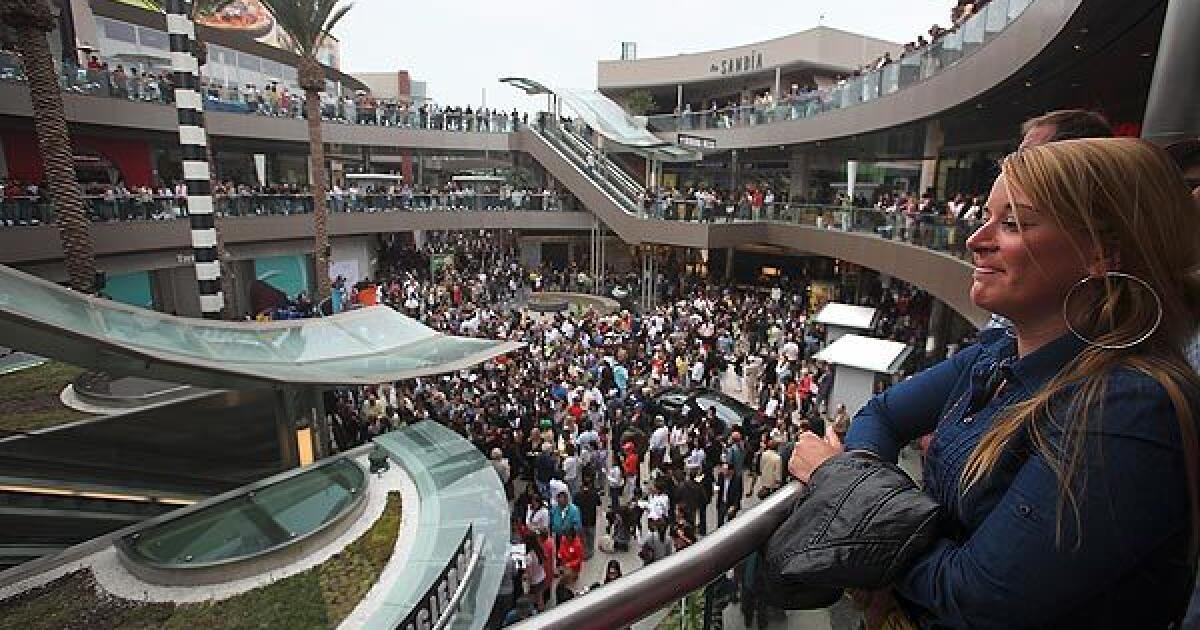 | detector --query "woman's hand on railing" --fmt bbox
[788,429,843,483]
